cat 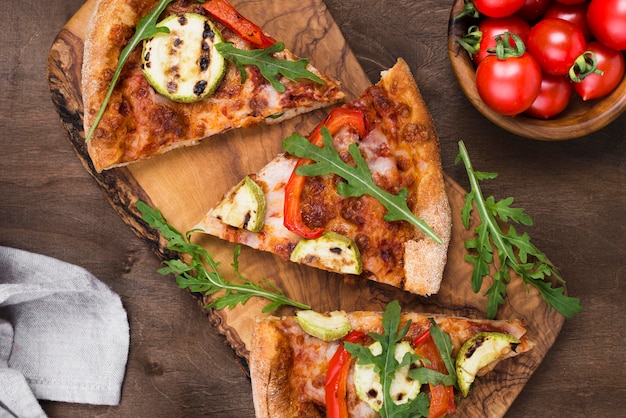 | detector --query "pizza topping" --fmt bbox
[354,341,422,411]
[200,0,276,48]
[142,13,226,102]
[284,107,367,239]
[289,231,362,275]
[325,330,368,418]
[455,332,521,397]
[215,41,325,93]
[85,0,176,142]
[342,302,462,417]
[282,125,443,245]
[209,176,266,232]
[295,309,351,342]
[411,329,457,418]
